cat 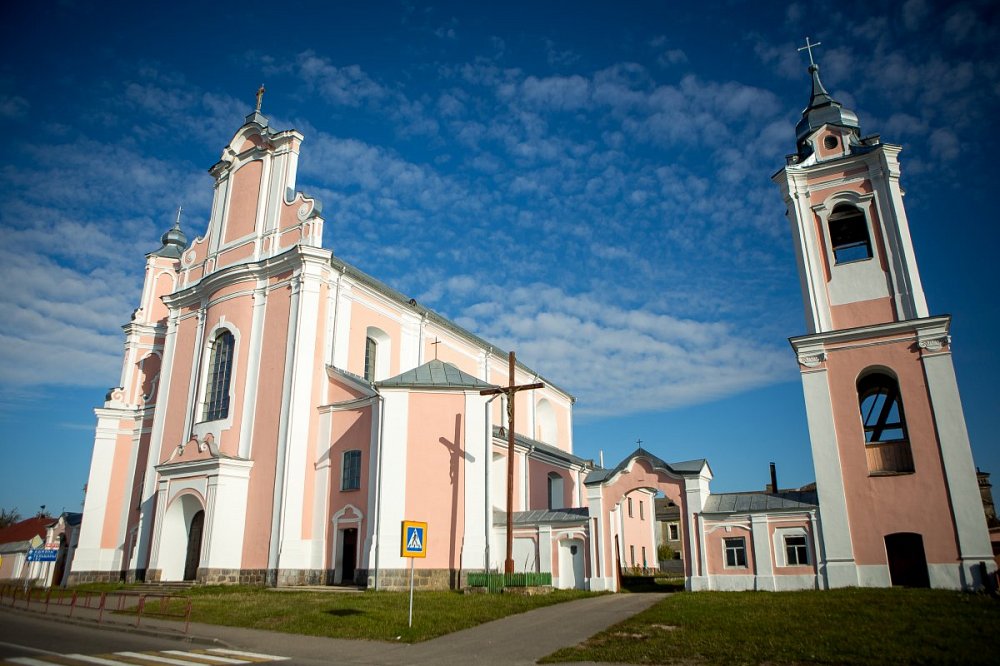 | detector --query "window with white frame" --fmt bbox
[784,534,809,566]
[668,523,679,541]
[202,330,235,421]
[724,536,747,568]
[341,450,361,491]
[363,337,377,381]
